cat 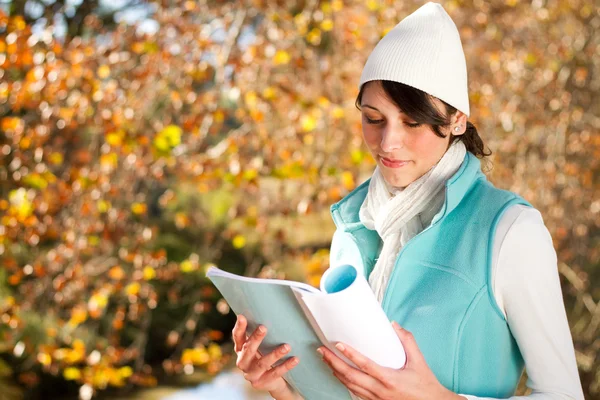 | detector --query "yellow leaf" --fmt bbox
[300,115,317,132]
[89,292,108,310]
[321,19,334,31]
[273,50,291,65]
[19,136,31,150]
[97,65,110,79]
[318,96,330,108]
[100,153,118,171]
[194,348,210,365]
[153,135,170,152]
[232,234,246,249]
[125,282,140,296]
[331,106,344,119]
[366,0,380,11]
[214,110,225,123]
[321,2,332,13]
[351,149,365,164]
[525,53,537,66]
[106,132,123,146]
[63,367,81,380]
[69,308,88,327]
[208,343,222,360]
[131,202,147,215]
[244,91,258,109]
[180,260,196,273]
[23,173,48,189]
[97,200,110,213]
[14,16,26,30]
[155,125,183,150]
[175,212,189,229]
[262,86,276,100]
[341,171,355,190]
[9,188,33,219]
[49,152,63,165]
[119,366,133,378]
[0,82,5,100]
[89,235,100,246]
[181,349,194,364]
[332,0,343,11]
[307,28,321,45]
[37,352,51,366]
[242,169,258,181]
[143,266,156,280]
